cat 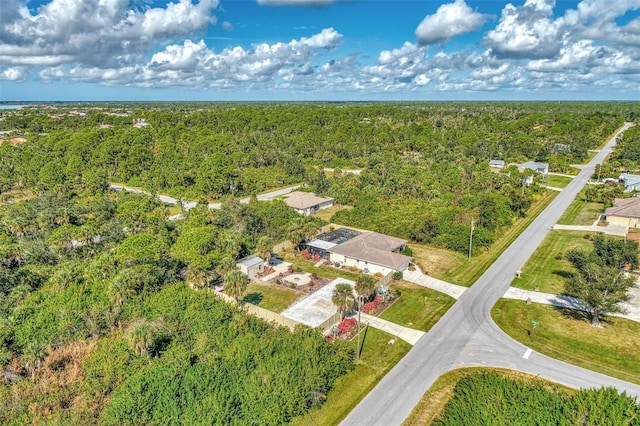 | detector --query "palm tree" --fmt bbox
[332,283,355,320]
[223,269,249,305]
[113,271,136,302]
[216,256,237,277]
[186,266,208,290]
[355,275,376,304]
[22,341,47,382]
[256,235,272,264]
[126,319,158,357]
